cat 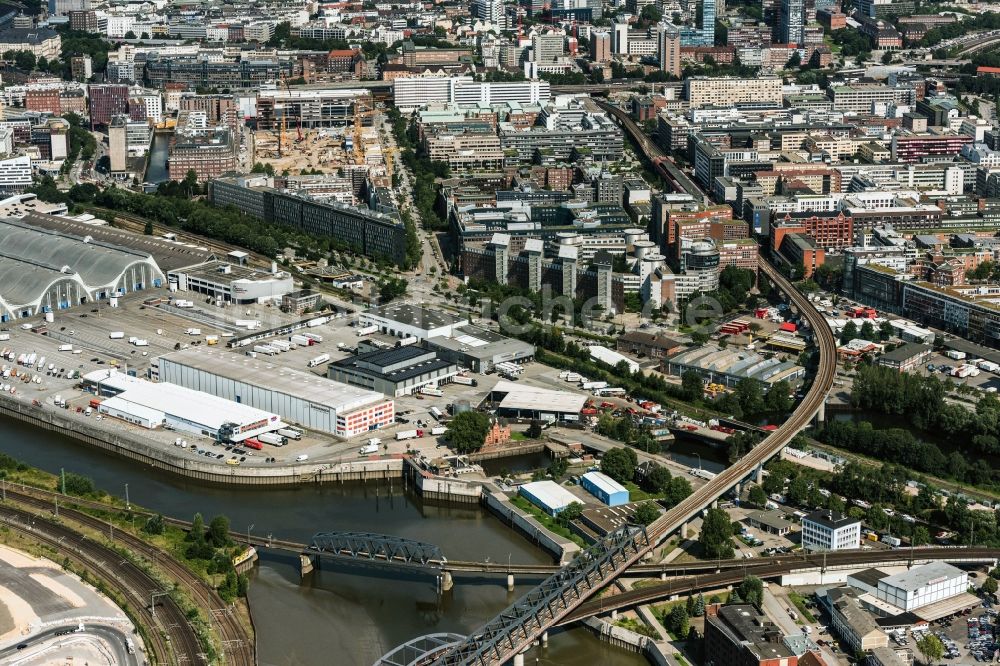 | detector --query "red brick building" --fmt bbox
[25,89,61,115]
